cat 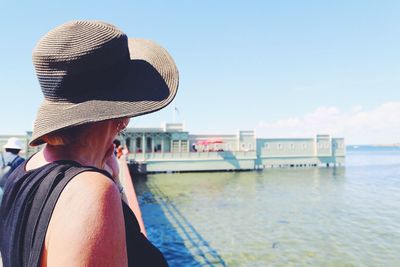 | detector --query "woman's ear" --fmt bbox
[116,118,130,134]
